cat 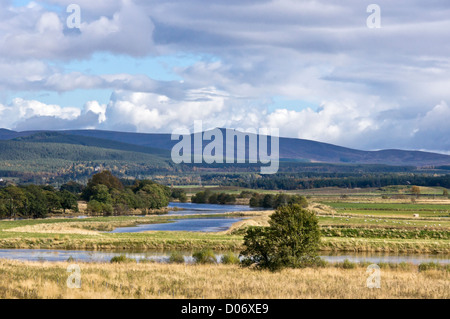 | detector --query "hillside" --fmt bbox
[0,128,449,166]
